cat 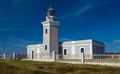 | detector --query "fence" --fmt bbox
[86,54,120,63]
[0,52,120,63]
[26,51,56,61]
[0,53,26,60]
[58,54,120,63]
